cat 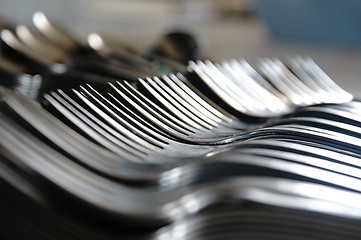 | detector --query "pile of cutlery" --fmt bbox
[1,12,361,240]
